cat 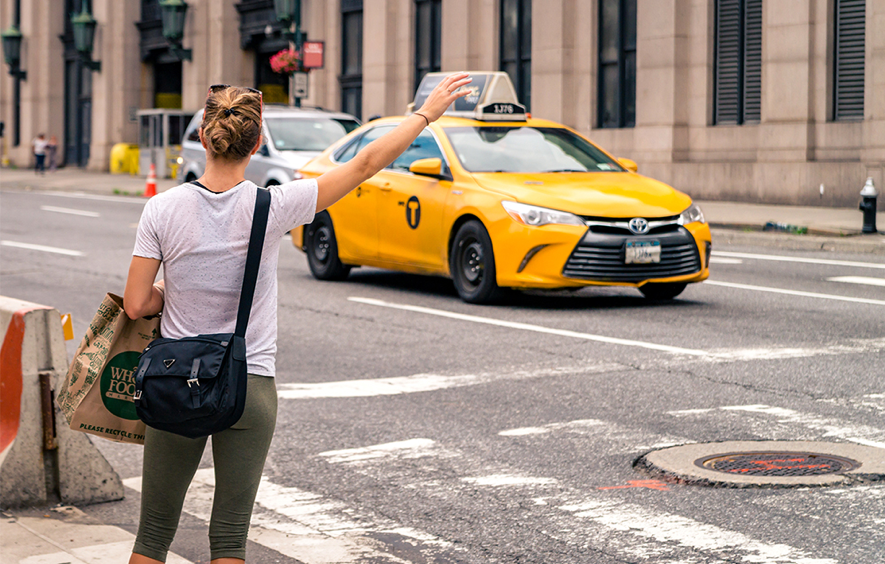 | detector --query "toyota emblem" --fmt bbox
[628,218,649,234]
